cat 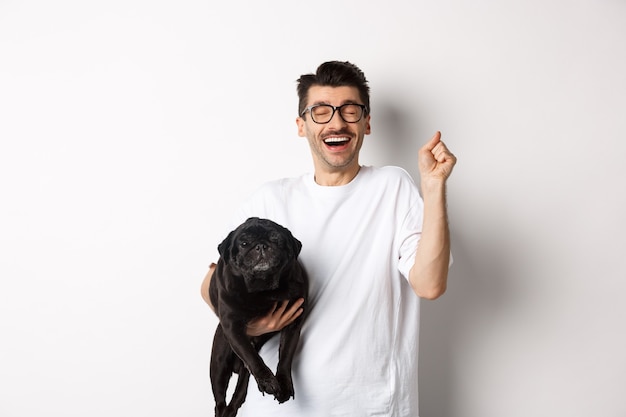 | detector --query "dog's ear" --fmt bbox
[294,236,302,256]
[288,233,302,258]
[274,222,302,258]
[217,229,236,263]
